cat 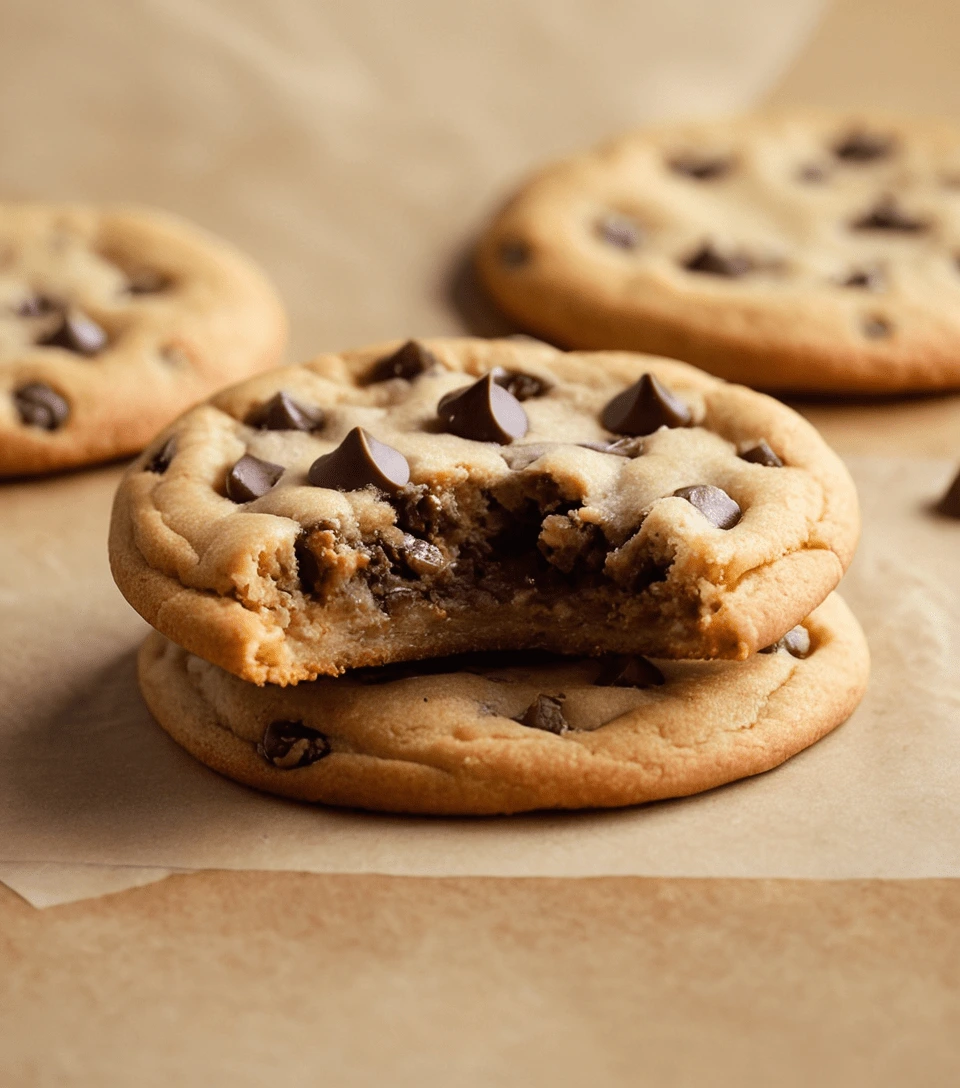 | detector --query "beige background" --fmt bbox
[3,0,960,1083]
